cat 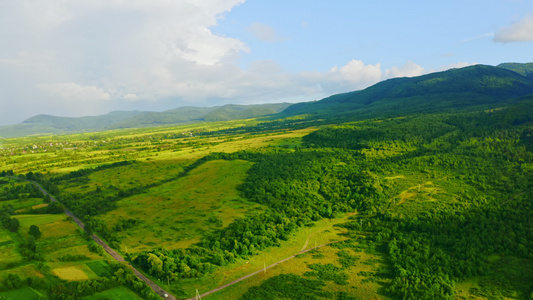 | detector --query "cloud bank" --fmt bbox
[494,15,533,42]
[0,0,451,125]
